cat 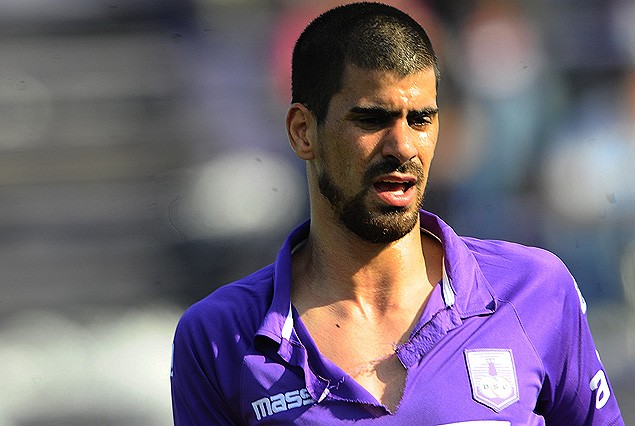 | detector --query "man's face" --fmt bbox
[314,64,439,244]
